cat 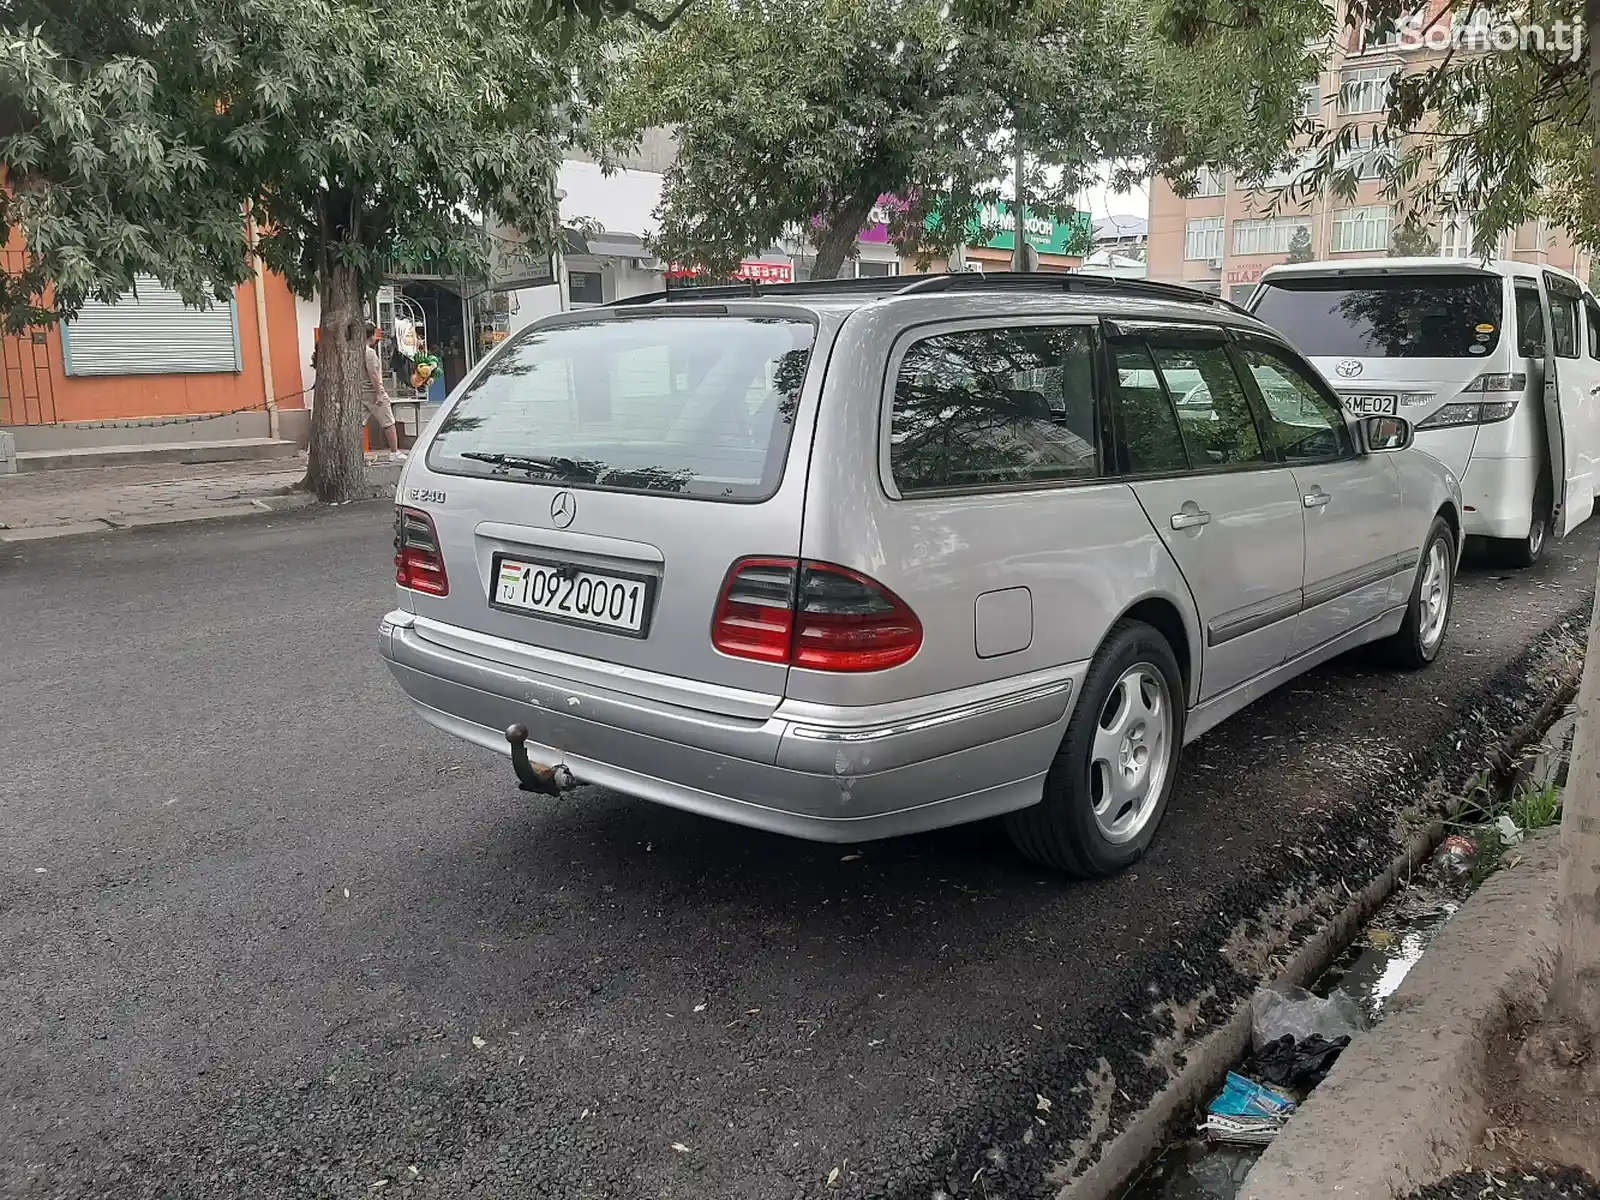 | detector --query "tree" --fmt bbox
[0,0,669,501]
[1151,0,1600,1064]
[1285,225,1315,263]
[197,0,623,501]
[0,7,258,331]
[1390,220,1438,257]
[597,0,1150,279]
